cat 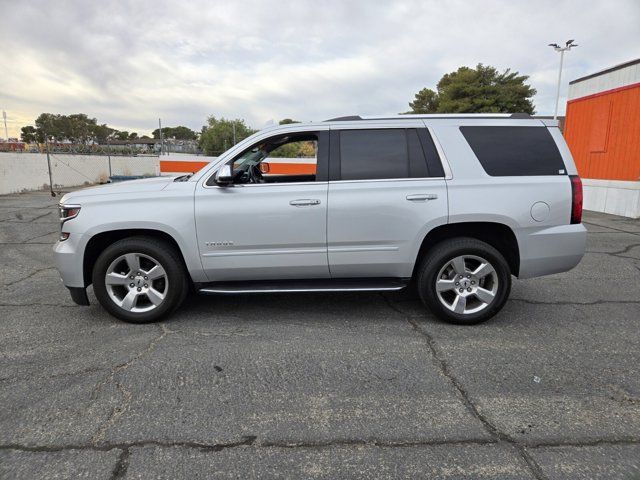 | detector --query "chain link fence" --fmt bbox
[0,150,164,196]
[43,146,161,196]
